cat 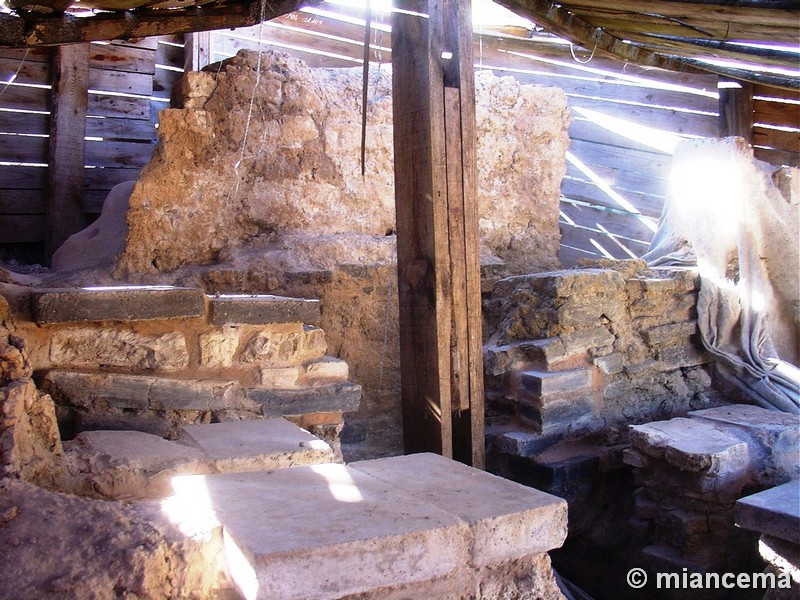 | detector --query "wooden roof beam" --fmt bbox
[495,0,705,73]
[0,0,321,47]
